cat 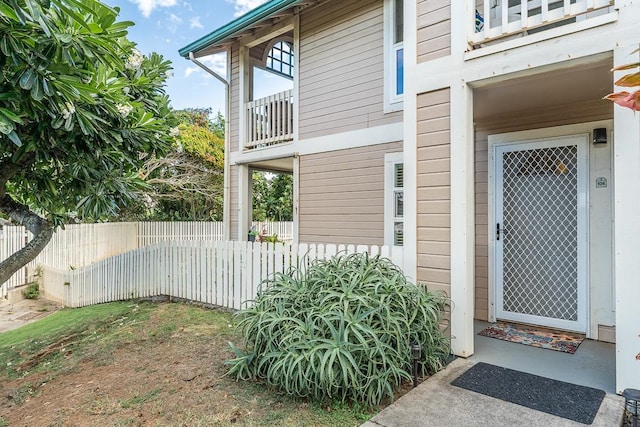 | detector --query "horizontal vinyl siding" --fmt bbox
[230,46,240,153]
[298,0,402,140]
[416,89,451,296]
[417,0,451,63]
[473,99,613,321]
[298,142,402,245]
